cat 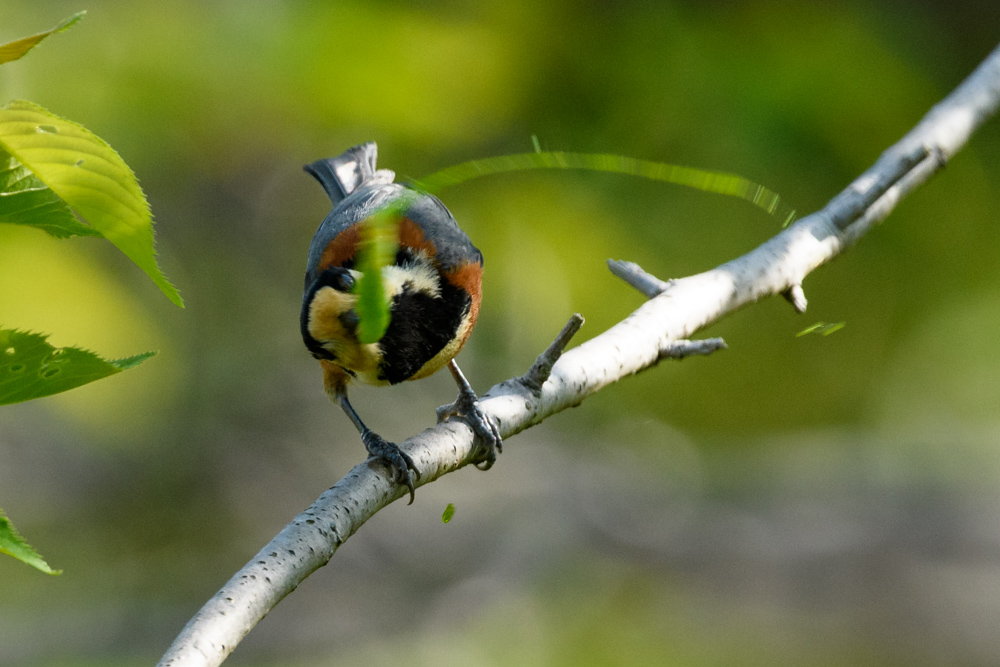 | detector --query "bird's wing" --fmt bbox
[399,192,484,273]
